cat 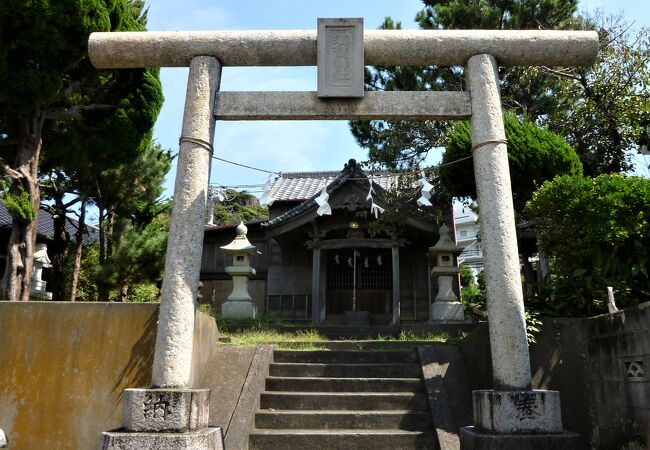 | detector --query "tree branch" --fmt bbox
[539,66,582,82]
[1,165,23,180]
[45,104,117,121]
